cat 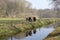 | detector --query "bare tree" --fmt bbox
[50,0,60,18]
[0,0,32,18]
